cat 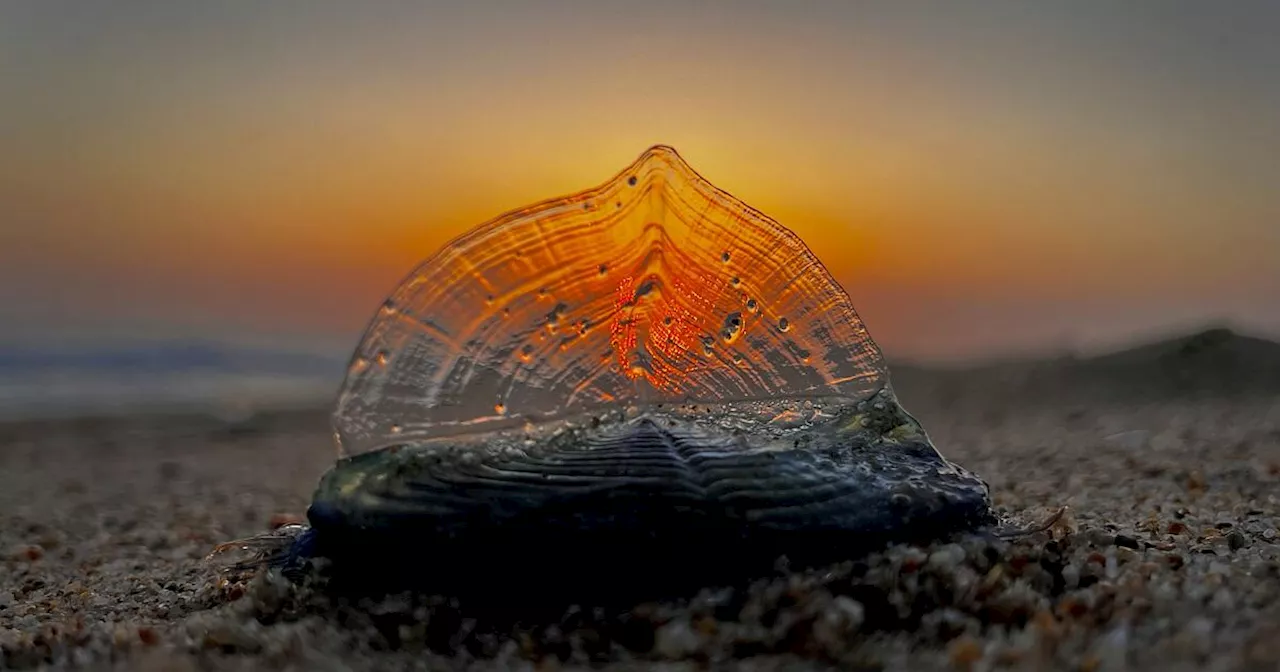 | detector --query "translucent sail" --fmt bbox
[333,146,888,455]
